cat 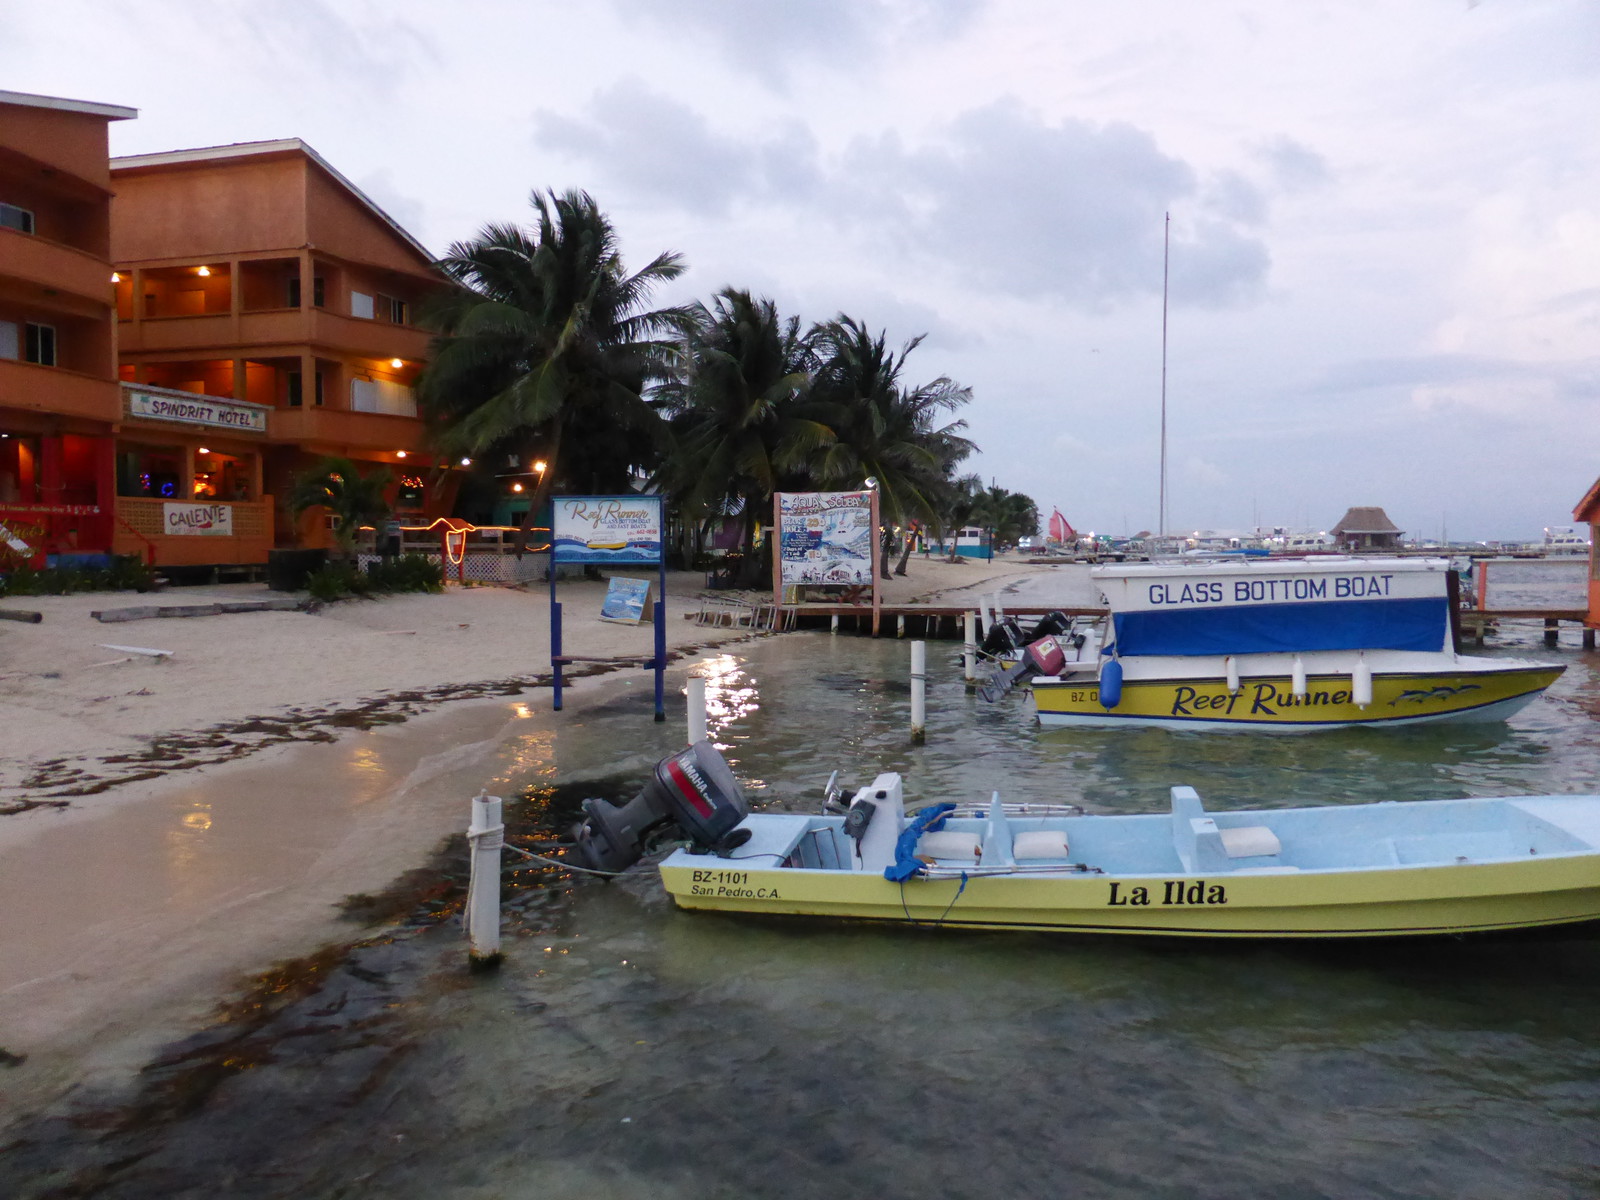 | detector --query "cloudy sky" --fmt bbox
[9,0,1598,541]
